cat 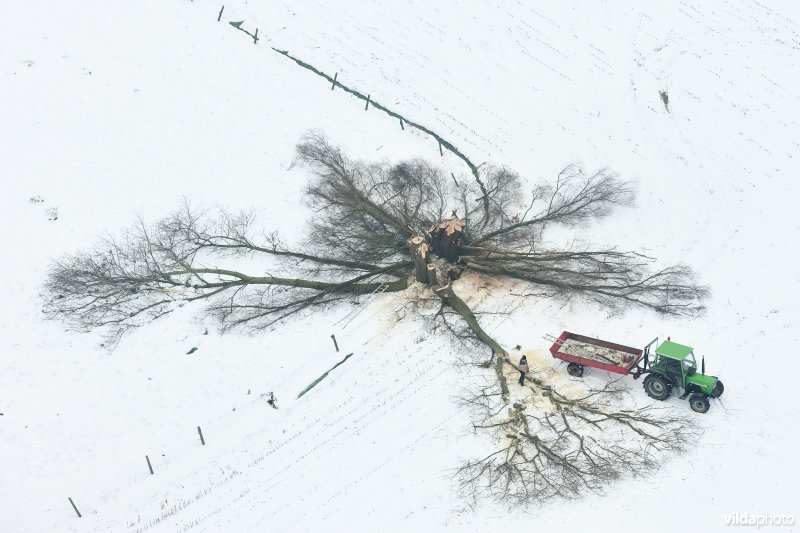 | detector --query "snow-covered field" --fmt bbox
[2,0,799,531]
